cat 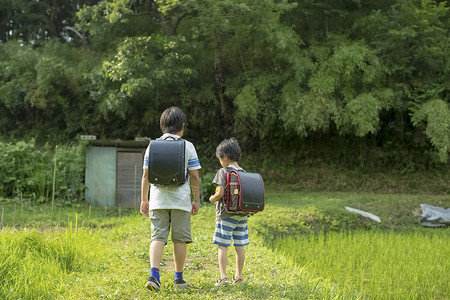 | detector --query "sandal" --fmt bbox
[215,277,229,286]
[232,275,243,284]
